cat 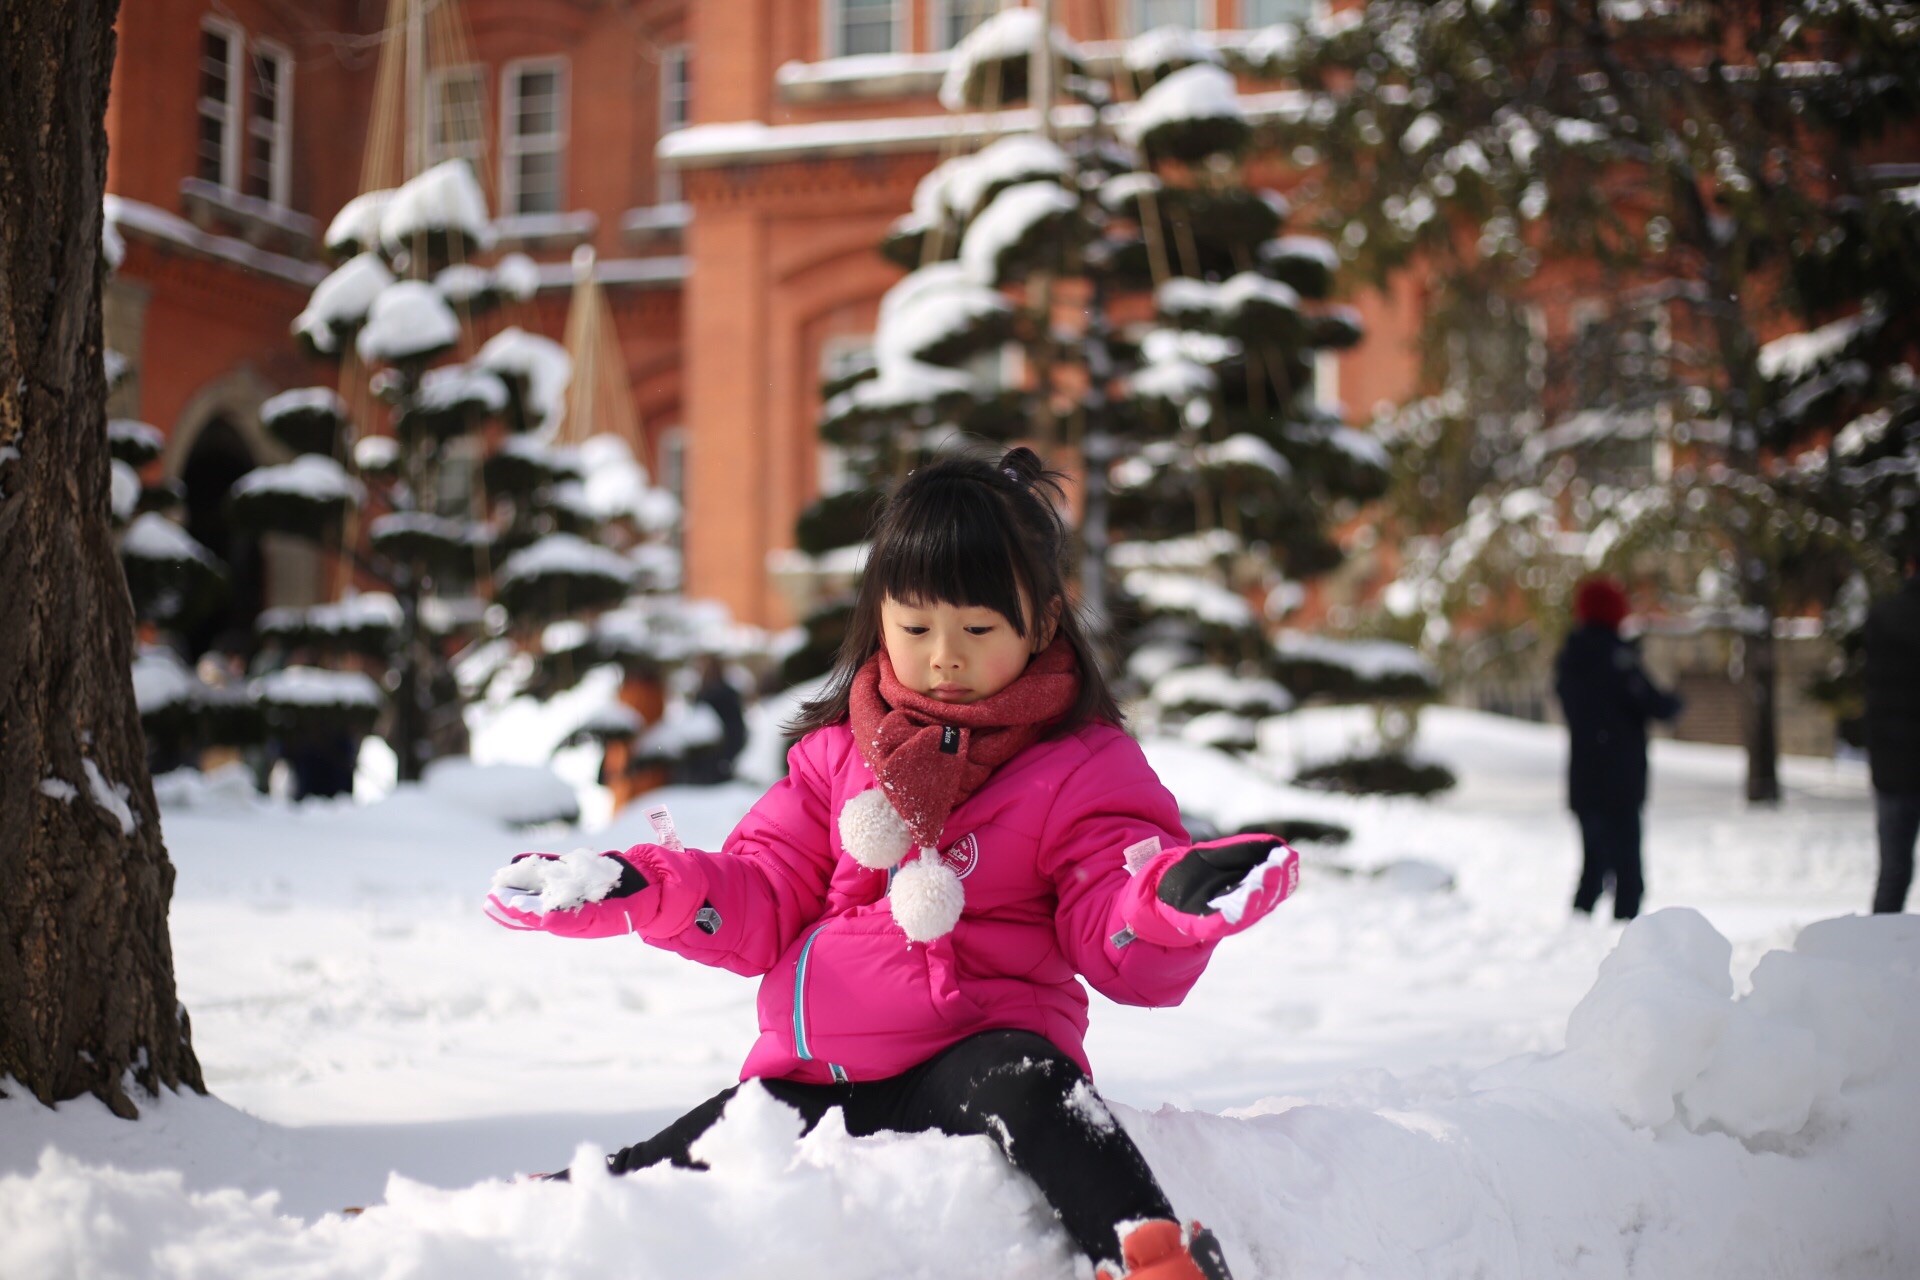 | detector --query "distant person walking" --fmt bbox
[1866,555,1920,914]
[1554,575,1683,920]
[675,653,749,785]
